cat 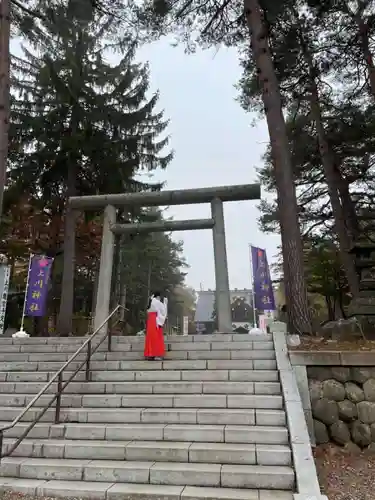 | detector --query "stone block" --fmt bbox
[221,464,295,489]
[122,395,173,407]
[255,409,286,426]
[125,441,190,462]
[153,382,203,394]
[312,398,339,425]
[351,420,371,447]
[82,395,122,408]
[188,351,230,360]
[163,424,224,443]
[173,395,226,408]
[105,424,165,441]
[207,360,253,370]
[256,444,292,466]
[105,382,153,394]
[135,370,181,381]
[150,462,221,487]
[164,360,207,370]
[227,395,283,409]
[118,361,162,371]
[85,408,141,423]
[91,371,135,381]
[231,350,275,360]
[254,382,281,395]
[141,408,197,424]
[40,442,65,459]
[331,366,351,383]
[345,381,365,403]
[107,483,183,500]
[197,409,255,426]
[292,442,320,495]
[260,493,294,500]
[289,352,340,366]
[229,370,278,382]
[338,400,357,422]
[313,419,329,444]
[189,442,256,465]
[38,480,112,500]
[20,458,90,481]
[170,342,210,351]
[64,441,127,460]
[84,460,152,483]
[341,352,375,365]
[225,425,288,445]
[286,401,310,445]
[253,360,277,370]
[213,342,253,351]
[181,370,229,381]
[181,486,259,500]
[357,401,375,423]
[322,379,346,402]
[0,478,47,495]
[329,420,351,445]
[202,382,254,394]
